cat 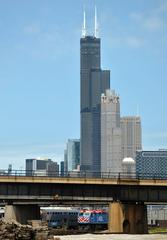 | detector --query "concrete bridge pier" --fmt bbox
[108,202,148,234]
[4,205,40,224]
